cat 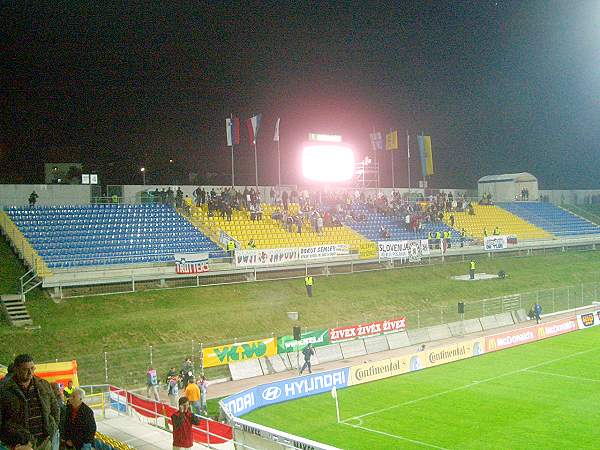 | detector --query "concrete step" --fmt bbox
[1,294,33,327]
